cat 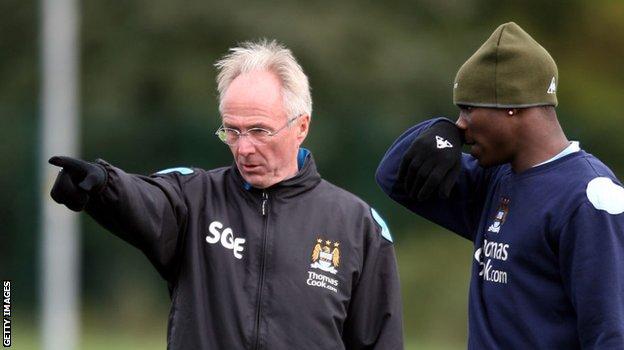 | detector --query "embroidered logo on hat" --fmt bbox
[547,77,557,94]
